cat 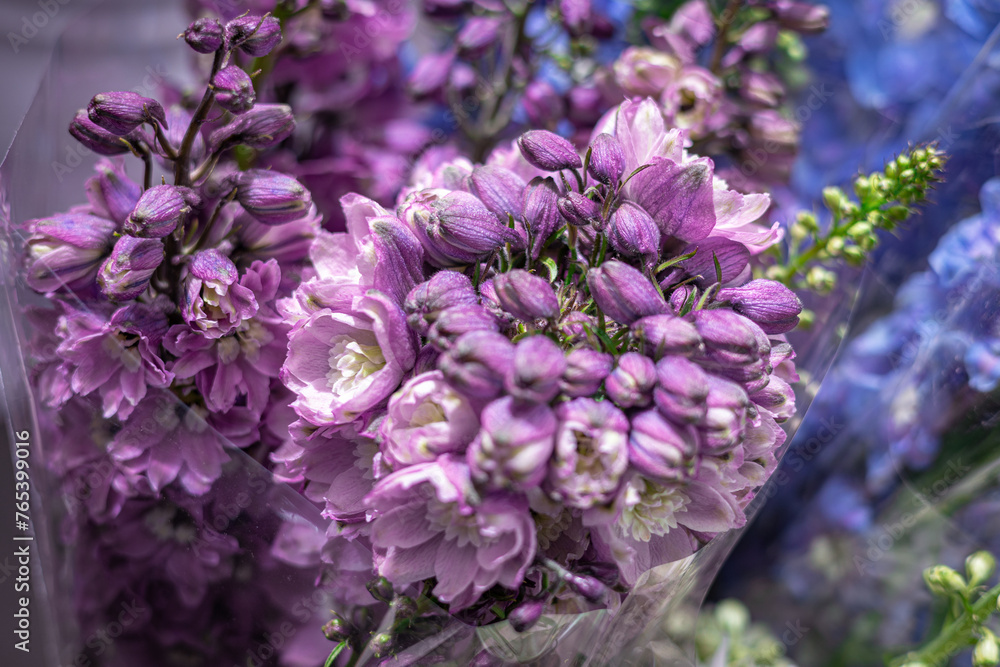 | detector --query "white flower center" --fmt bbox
[618,477,688,542]
[326,335,386,394]
[427,498,480,548]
